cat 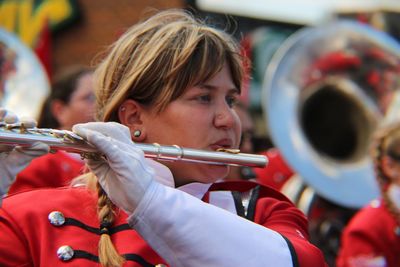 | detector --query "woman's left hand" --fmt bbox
[73,122,158,214]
